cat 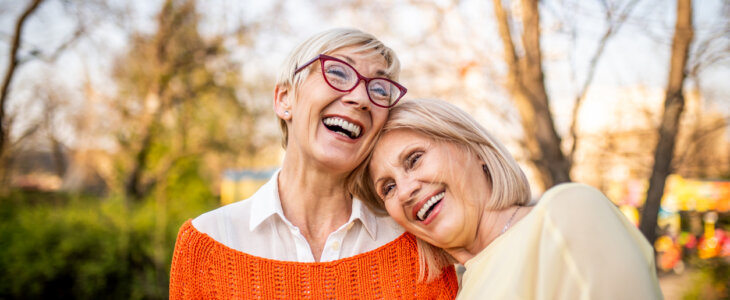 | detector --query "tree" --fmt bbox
[639,0,694,245]
[492,0,572,189]
[0,0,44,191]
[112,0,252,200]
[1,0,97,192]
[490,0,641,189]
